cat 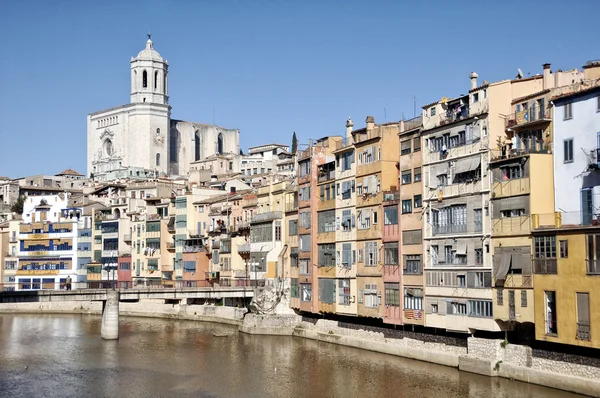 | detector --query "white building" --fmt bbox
[241,144,290,177]
[15,194,83,290]
[87,35,240,181]
[553,83,600,225]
